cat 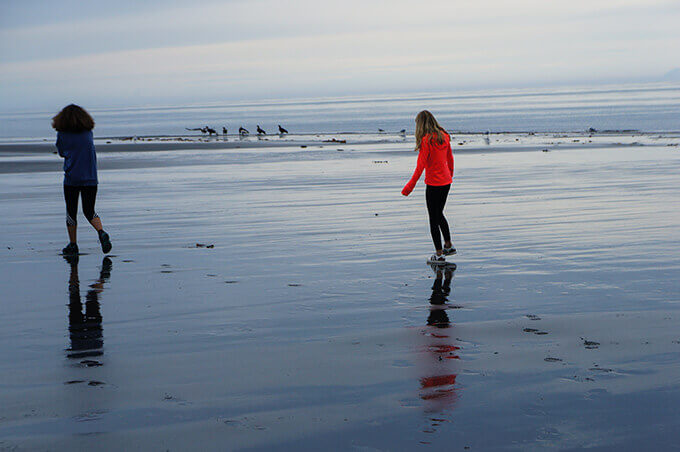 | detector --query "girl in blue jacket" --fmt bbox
[53,104,112,255]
